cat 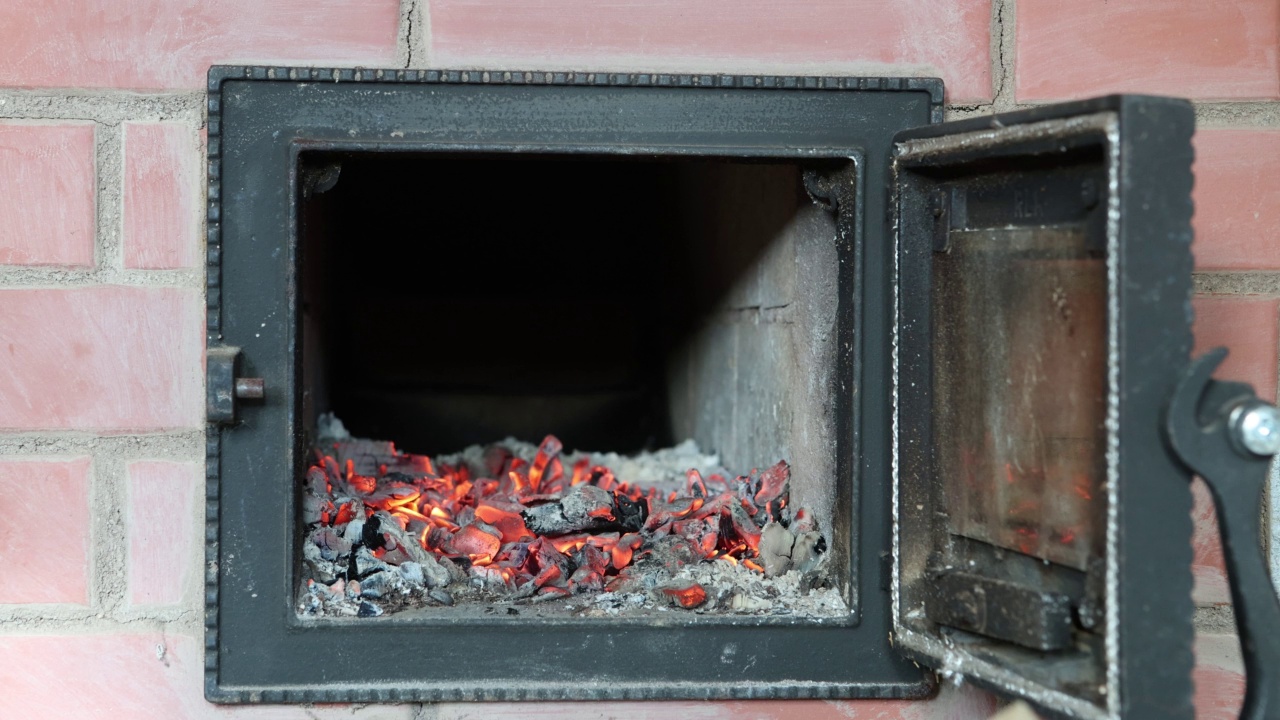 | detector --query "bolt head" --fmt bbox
[1237,403,1280,456]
